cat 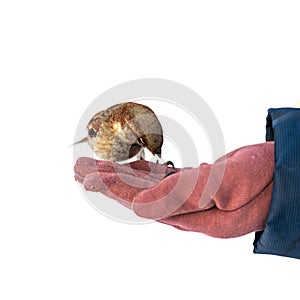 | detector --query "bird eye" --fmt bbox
[88,127,97,137]
[137,137,147,146]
